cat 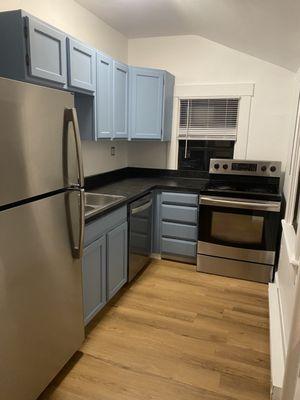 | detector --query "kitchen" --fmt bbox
[0,1,300,400]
